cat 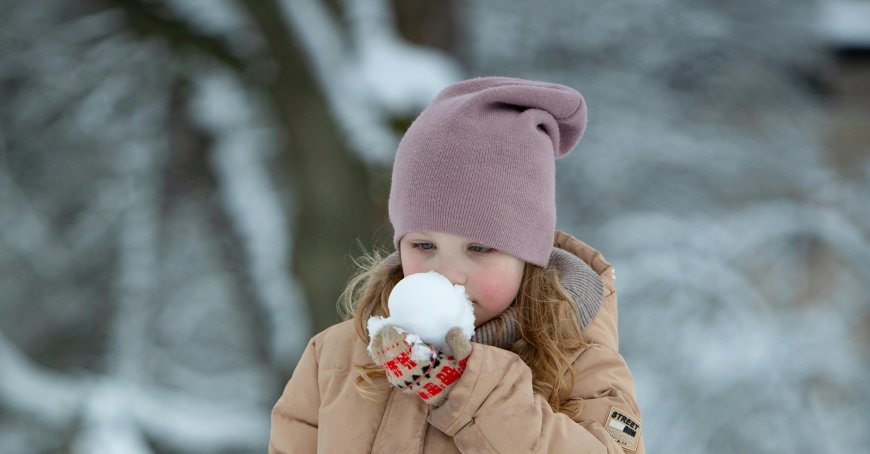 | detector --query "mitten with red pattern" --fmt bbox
[368,323,472,407]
